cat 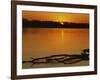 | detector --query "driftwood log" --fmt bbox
[23,49,89,66]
